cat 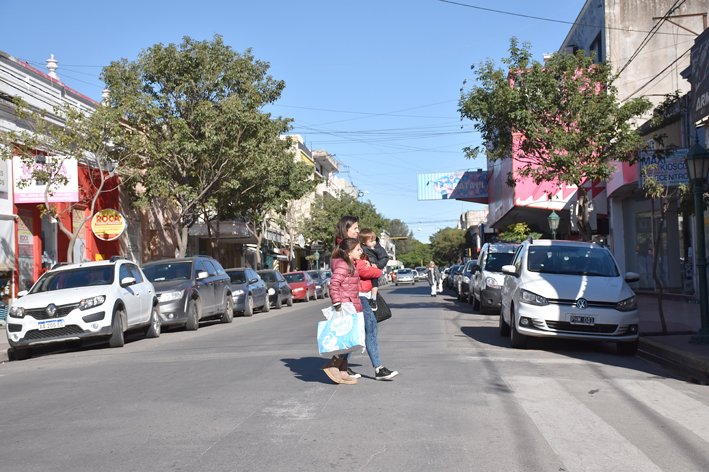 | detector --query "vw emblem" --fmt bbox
[46,304,57,317]
[576,298,588,310]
